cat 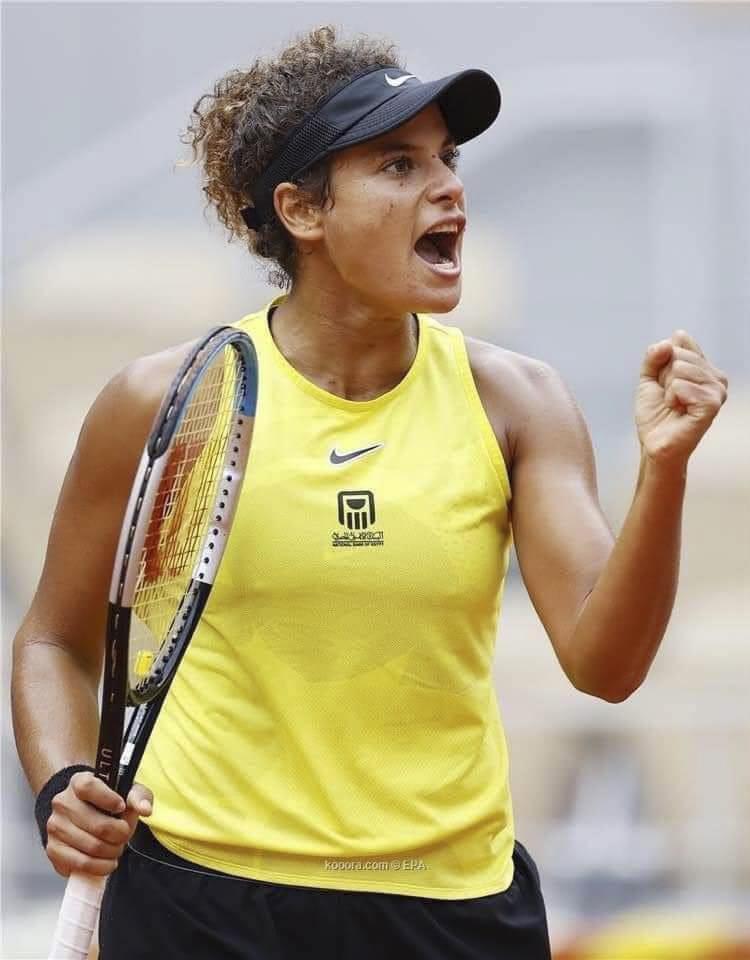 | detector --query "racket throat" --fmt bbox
[94,603,131,794]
